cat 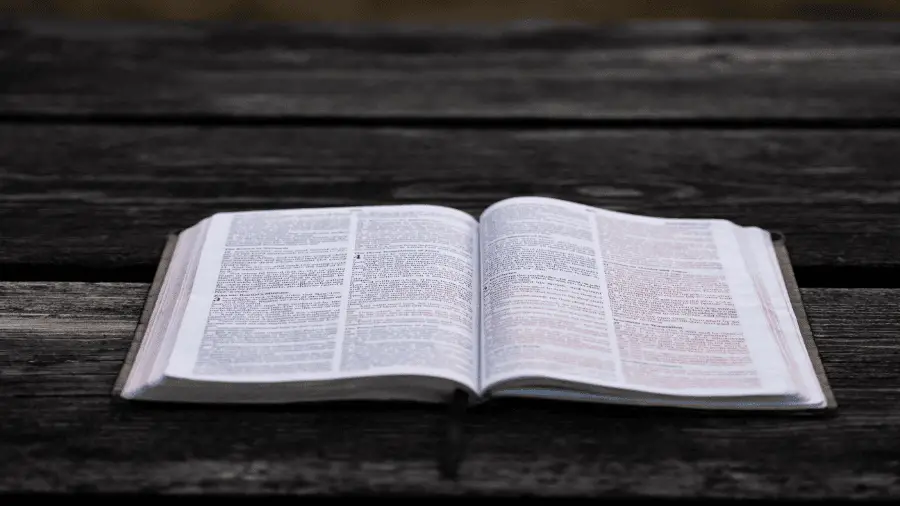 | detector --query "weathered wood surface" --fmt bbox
[2,20,900,120]
[2,126,900,278]
[2,19,900,499]
[1,282,899,496]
